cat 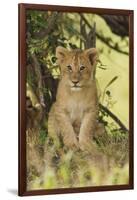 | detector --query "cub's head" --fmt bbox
[56,46,99,91]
